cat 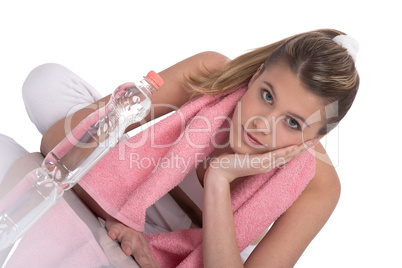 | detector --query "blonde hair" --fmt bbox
[186,29,360,135]
[186,39,283,97]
